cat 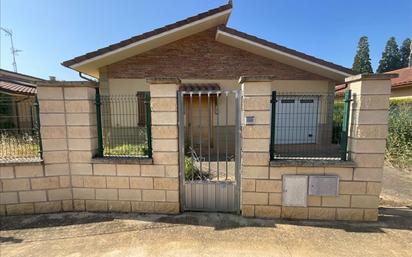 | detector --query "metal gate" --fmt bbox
[178,89,241,212]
